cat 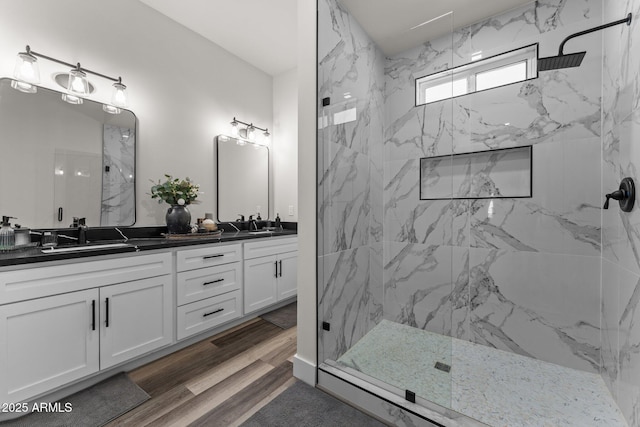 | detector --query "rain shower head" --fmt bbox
[538,13,632,72]
[538,51,586,71]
